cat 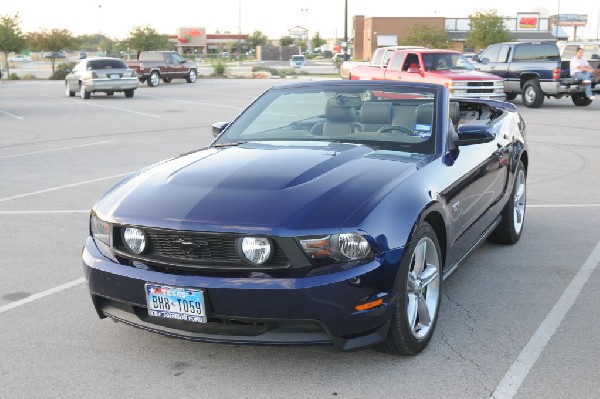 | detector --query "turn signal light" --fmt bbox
[354,298,383,311]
